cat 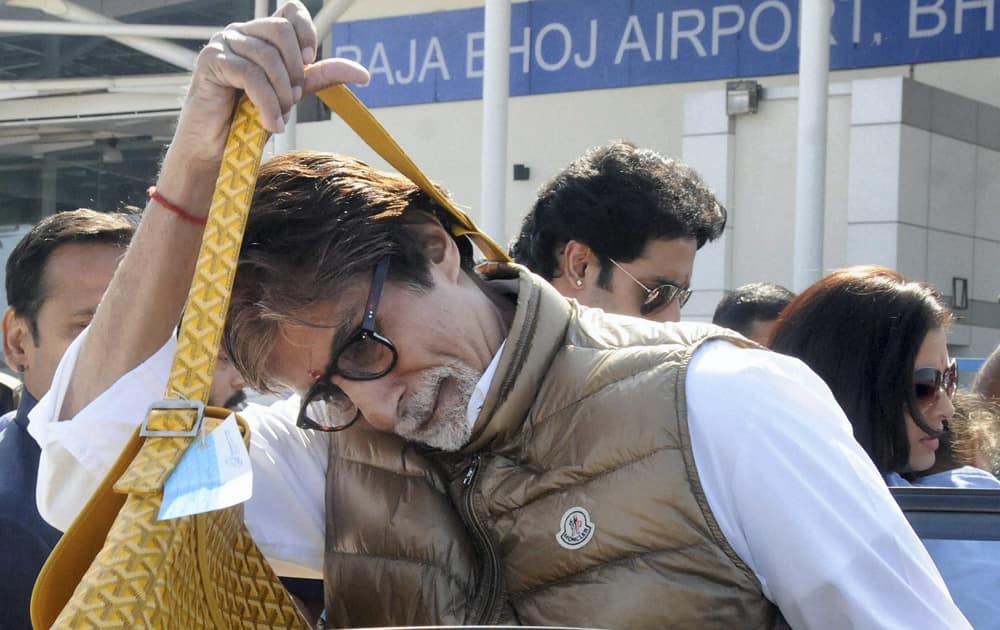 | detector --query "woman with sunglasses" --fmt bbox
[771,266,997,628]
[769,266,974,486]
